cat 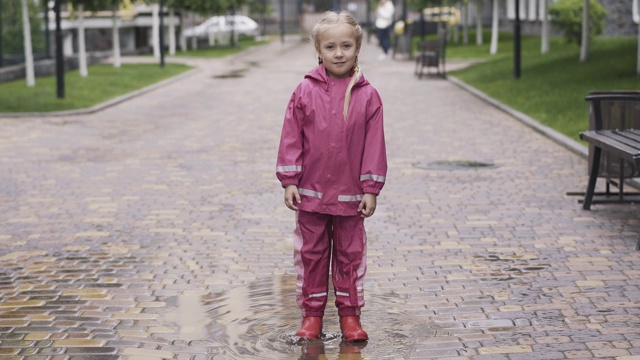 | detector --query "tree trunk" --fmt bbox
[579,0,589,62]
[463,0,469,45]
[112,5,121,68]
[490,0,499,54]
[541,0,549,54]
[169,8,176,55]
[476,0,483,45]
[78,4,88,77]
[152,3,160,58]
[190,12,197,50]
[179,11,187,52]
[21,0,35,87]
